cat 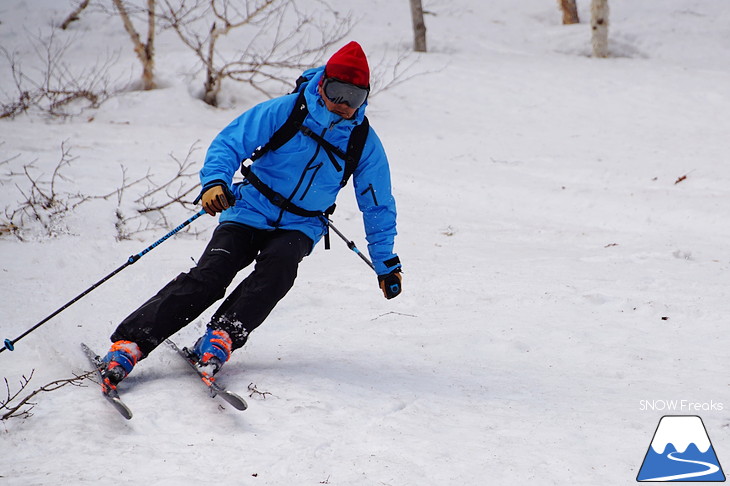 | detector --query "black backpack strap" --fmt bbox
[250,90,308,162]
[240,85,370,219]
[341,116,369,187]
[298,116,369,187]
[297,125,344,171]
[292,75,308,94]
[240,163,324,217]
